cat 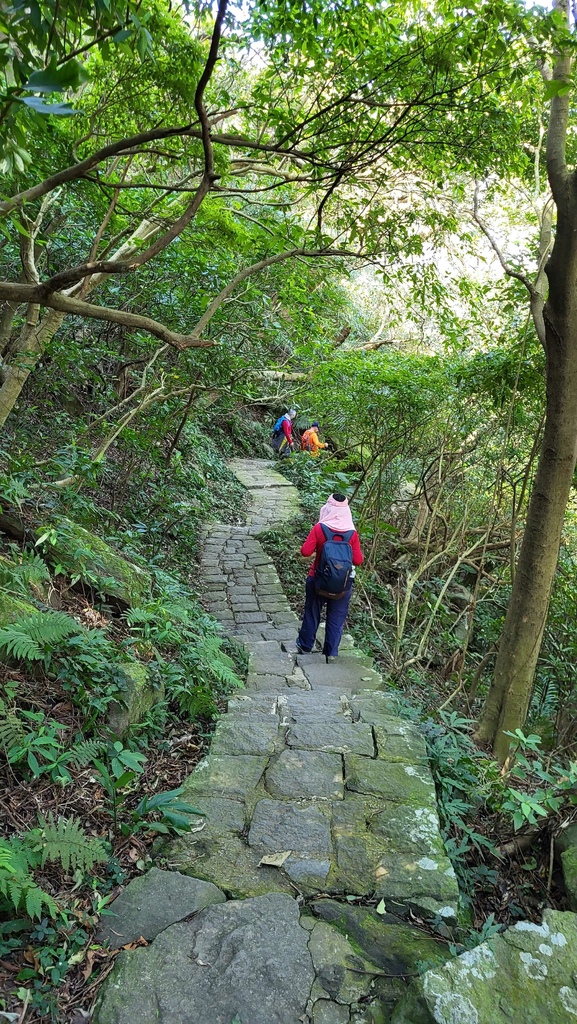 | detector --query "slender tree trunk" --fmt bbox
[0,306,64,428]
[478,198,577,762]
[479,344,577,756]
[474,0,577,763]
